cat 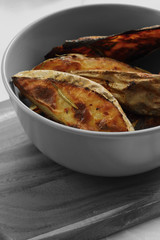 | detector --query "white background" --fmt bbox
[1,1,160,239]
